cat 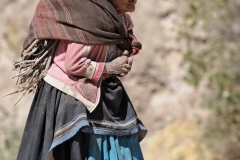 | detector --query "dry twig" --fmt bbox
[7,39,59,99]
